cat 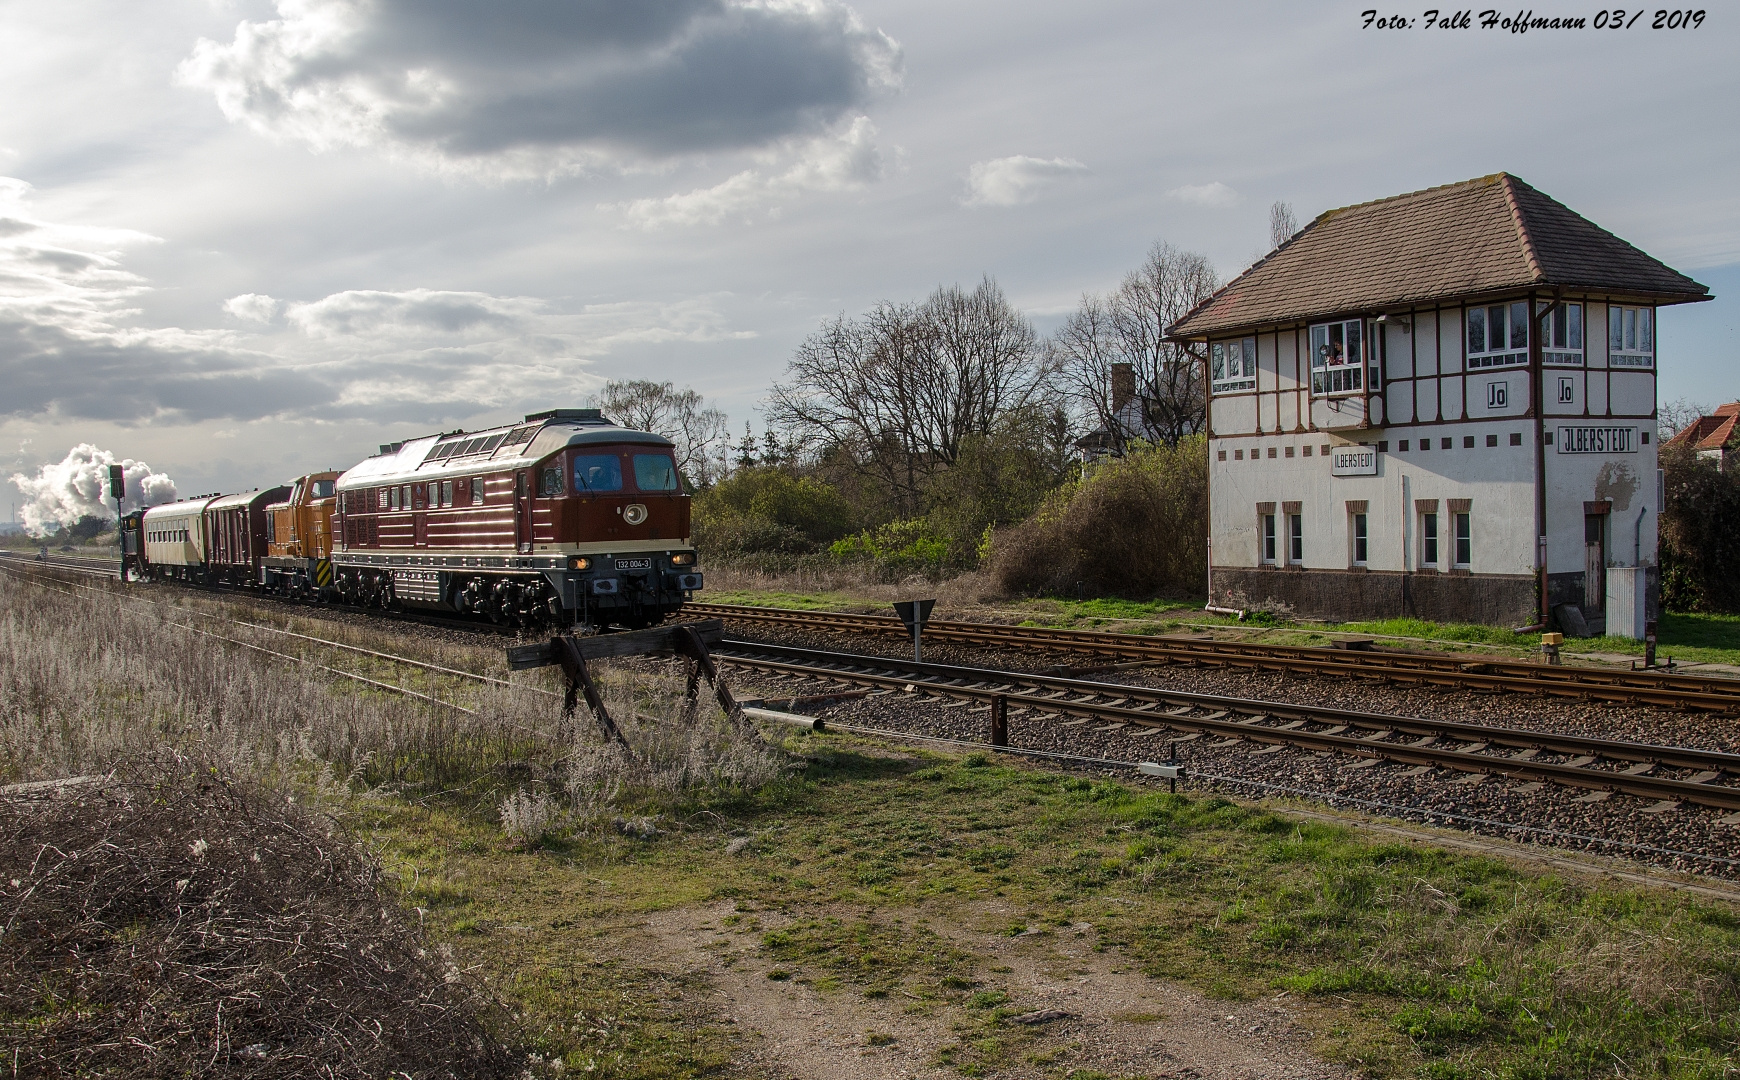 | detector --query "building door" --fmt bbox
[515,471,532,554]
[1584,513,1606,611]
